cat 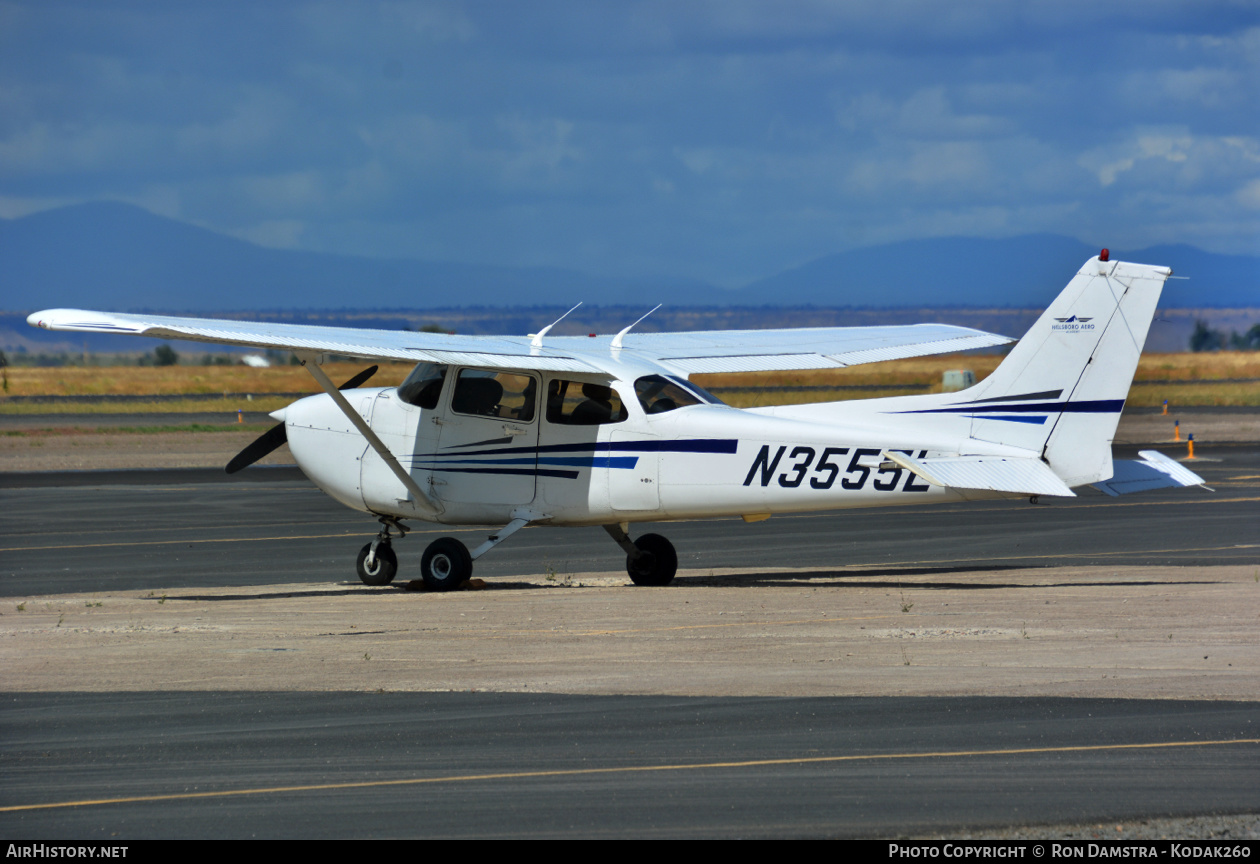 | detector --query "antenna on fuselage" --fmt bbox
[530,302,582,349]
[611,304,662,350]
